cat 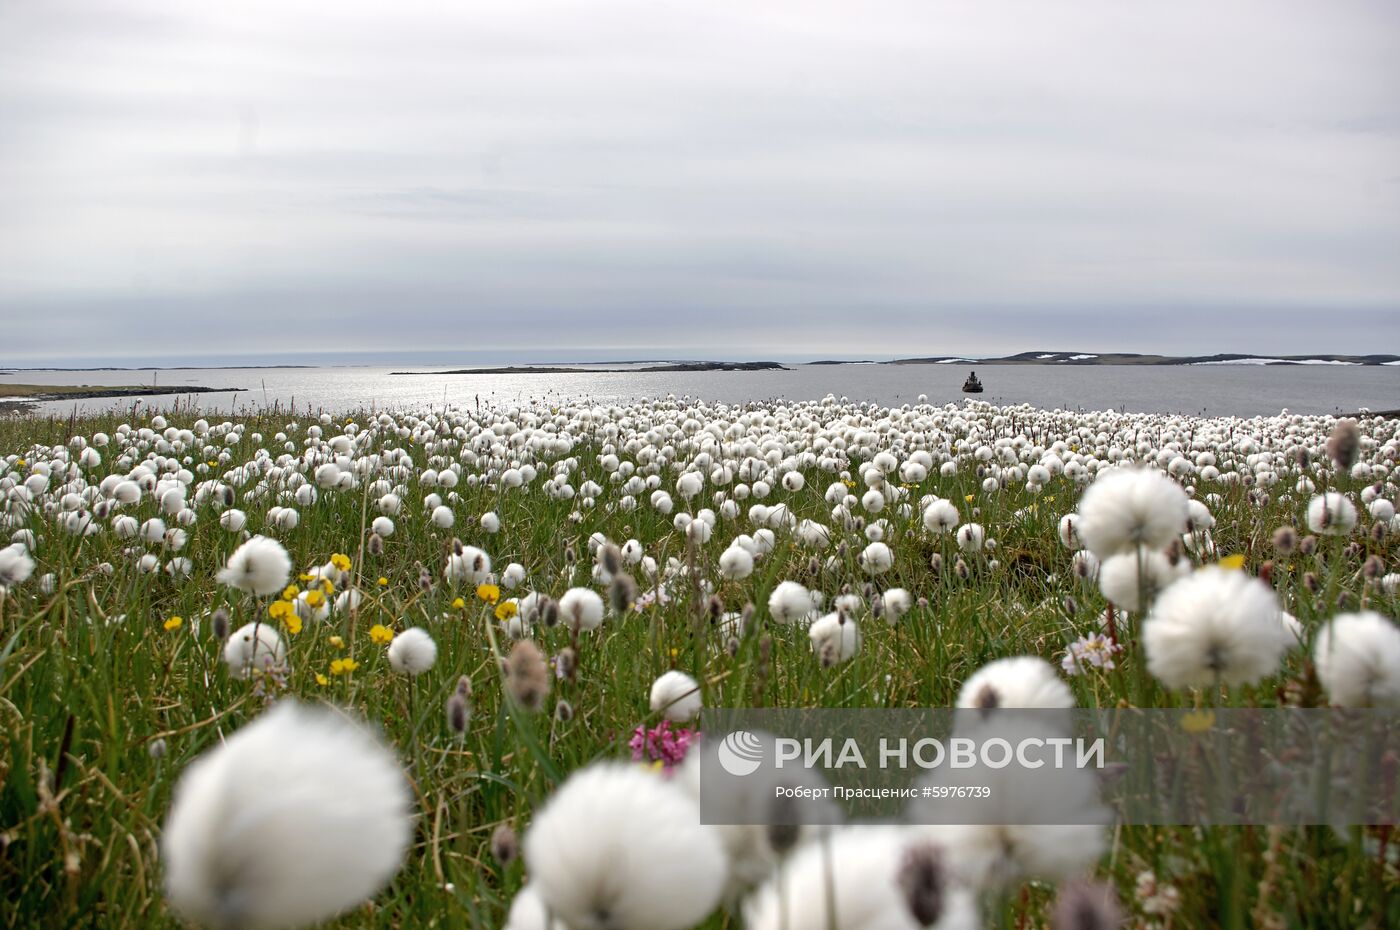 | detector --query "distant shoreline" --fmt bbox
[391,361,789,375]
[5,351,1399,374]
[0,385,243,412]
